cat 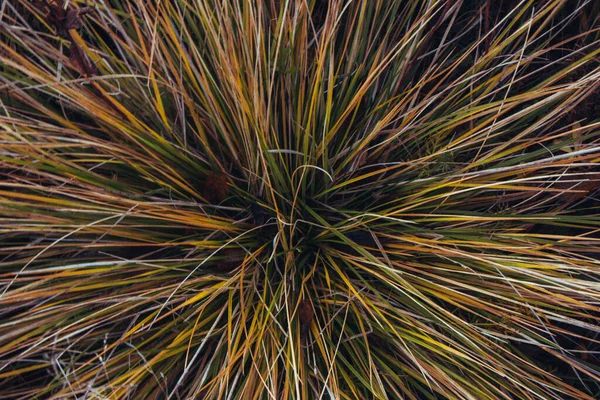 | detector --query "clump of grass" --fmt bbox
[1,0,599,398]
